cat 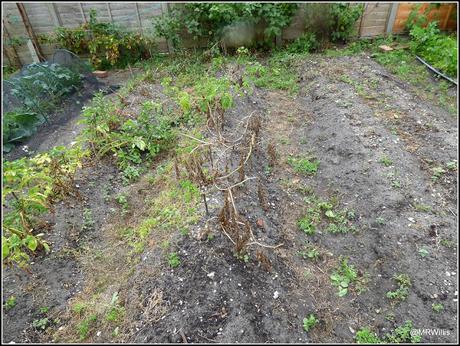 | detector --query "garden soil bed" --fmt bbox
[2,54,457,343]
